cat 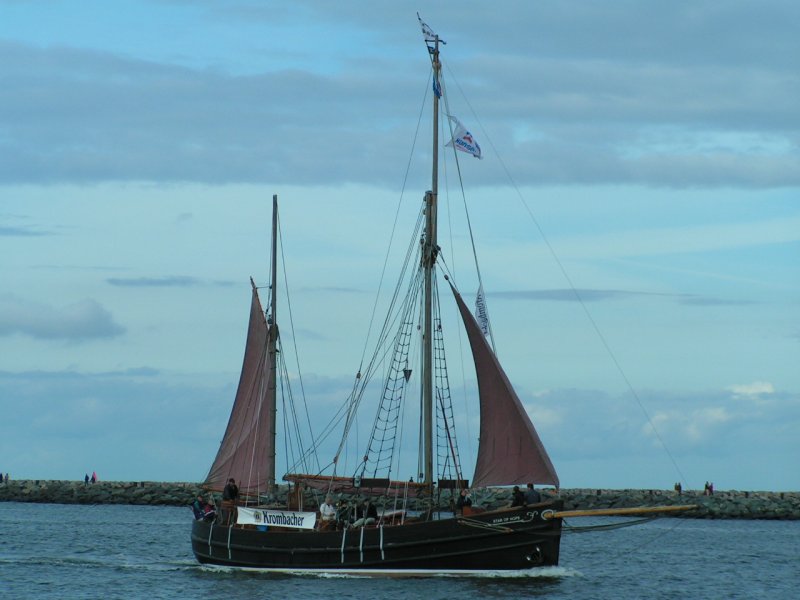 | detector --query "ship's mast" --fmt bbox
[422,36,442,490]
[267,193,279,492]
